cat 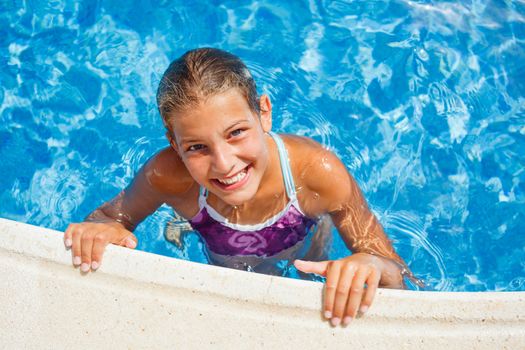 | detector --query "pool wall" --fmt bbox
[1,218,523,349]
